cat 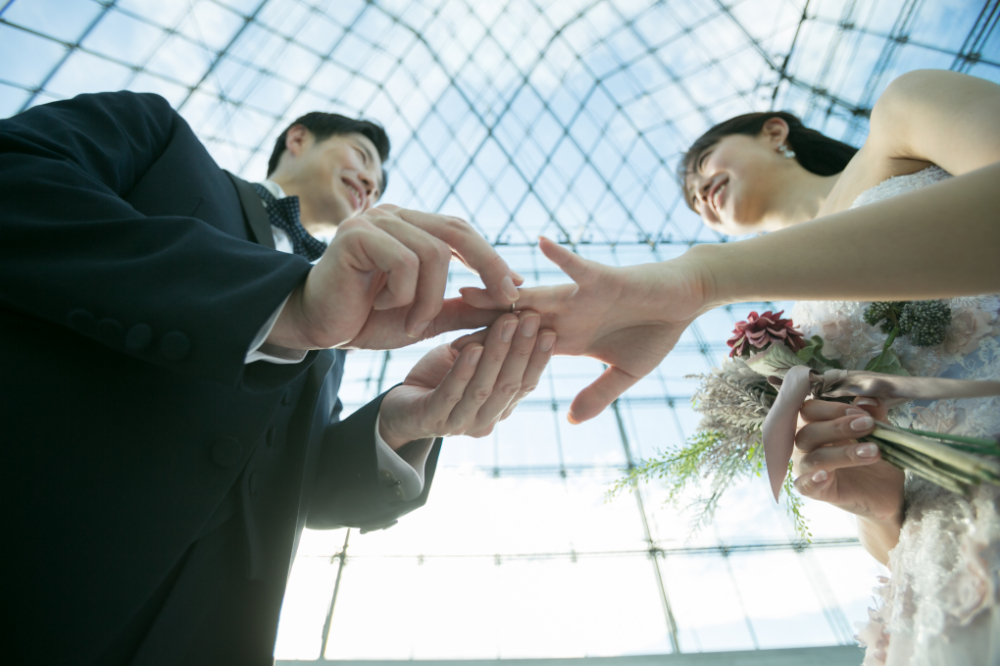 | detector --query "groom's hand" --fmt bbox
[266,205,523,351]
[378,311,555,448]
